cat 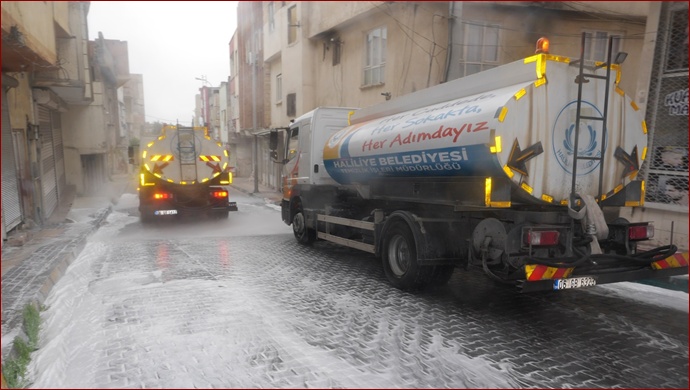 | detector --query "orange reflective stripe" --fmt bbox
[667,256,681,268]
[150,155,173,161]
[552,267,568,279]
[527,265,547,281]
[673,253,689,266]
[542,266,559,279]
[652,252,689,270]
[526,265,574,281]
[652,259,670,270]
